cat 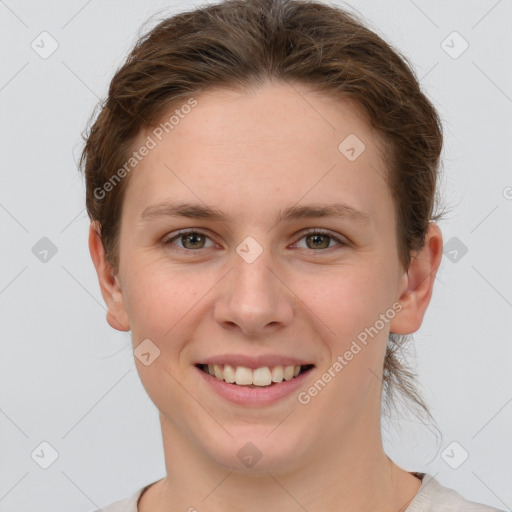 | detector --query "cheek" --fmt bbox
[122,259,202,338]
[123,267,219,389]
[306,265,393,343]
[125,273,200,414]
[306,270,392,408]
